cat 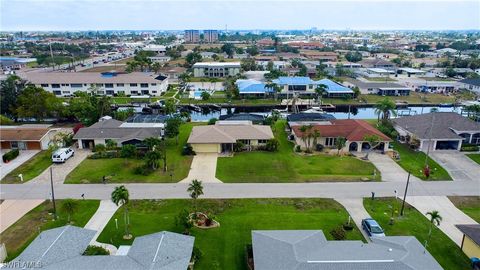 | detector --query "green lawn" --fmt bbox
[466,154,480,165]
[364,198,470,270]
[448,196,480,223]
[391,142,452,180]
[2,150,52,183]
[216,121,379,182]
[0,200,99,261]
[65,123,199,183]
[97,198,364,270]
